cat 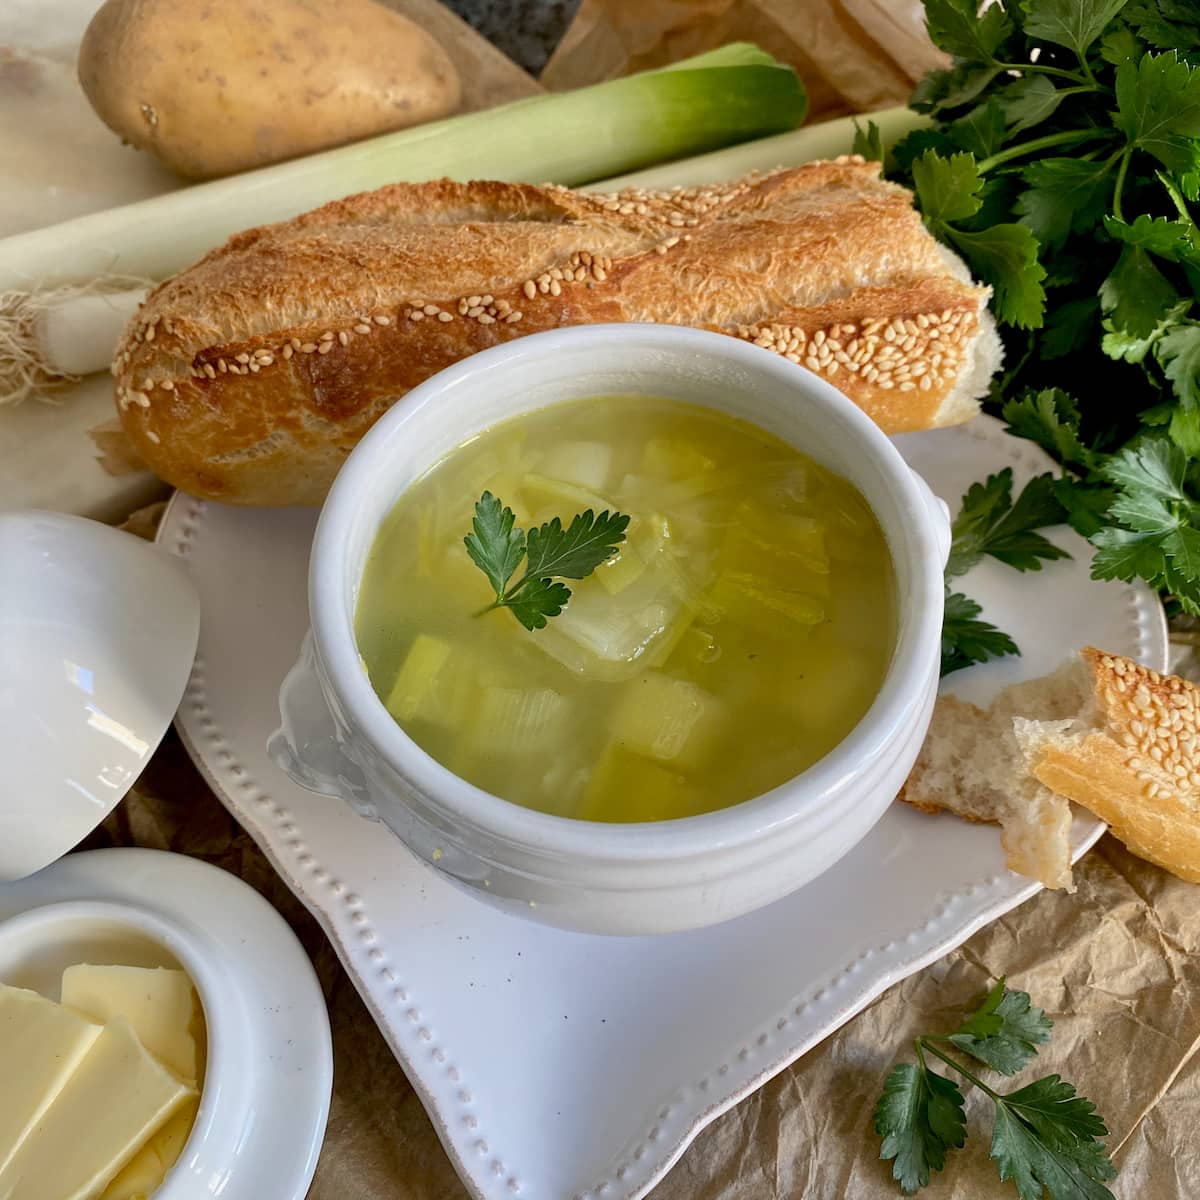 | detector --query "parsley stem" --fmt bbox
[919,1038,1002,1101]
[1158,171,1193,223]
[975,127,1113,174]
[995,61,1087,84]
[1111,146,1133,223]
